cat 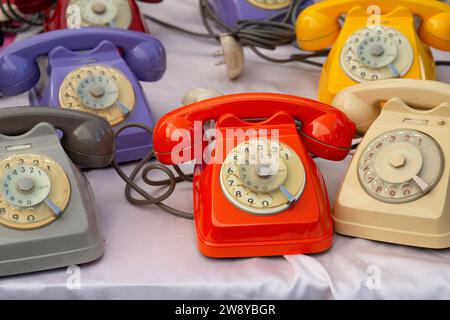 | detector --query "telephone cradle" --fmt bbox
[0,107,114,277]
[332,79,450,248]
[154,93,356,258]
[0,27,167,163]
